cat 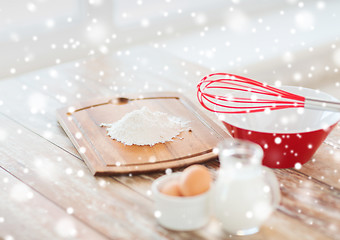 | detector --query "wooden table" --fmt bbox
[1,45,340,240]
